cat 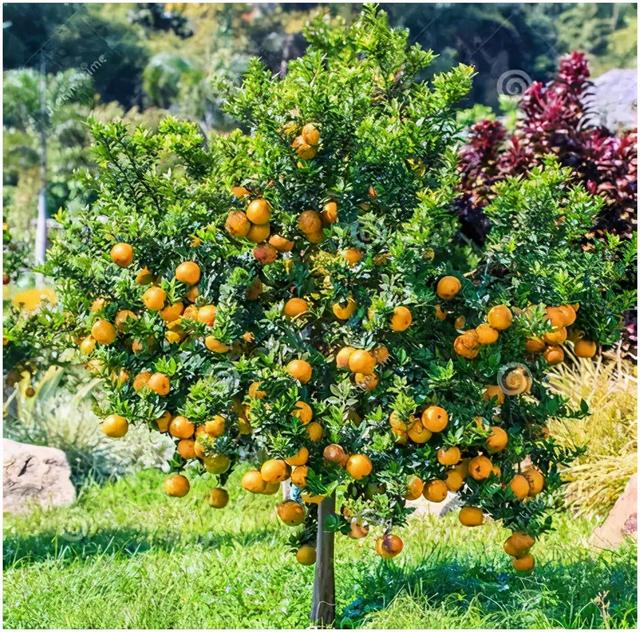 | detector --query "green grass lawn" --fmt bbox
[3,469,637,629]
